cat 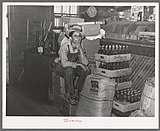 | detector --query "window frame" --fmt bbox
[54,5,79,27]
